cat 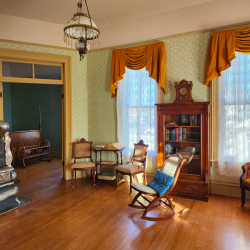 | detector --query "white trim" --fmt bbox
[211,180,250,198]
